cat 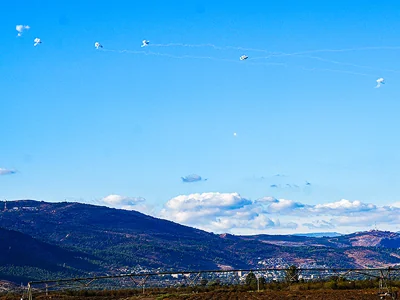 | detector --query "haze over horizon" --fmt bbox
[2,0,400,235]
